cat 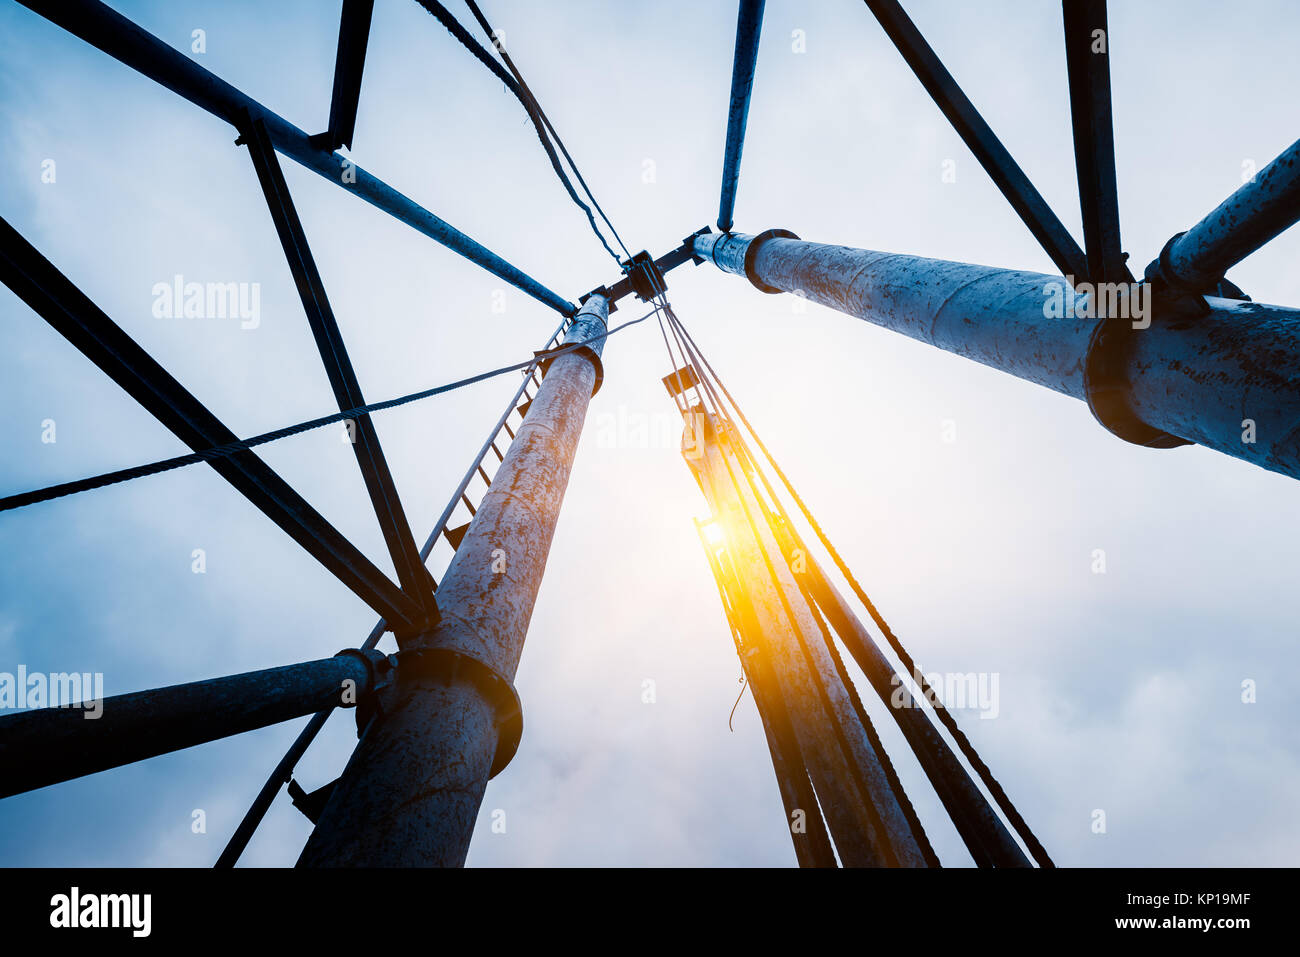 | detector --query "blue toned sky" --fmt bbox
[1,0,1298,867]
